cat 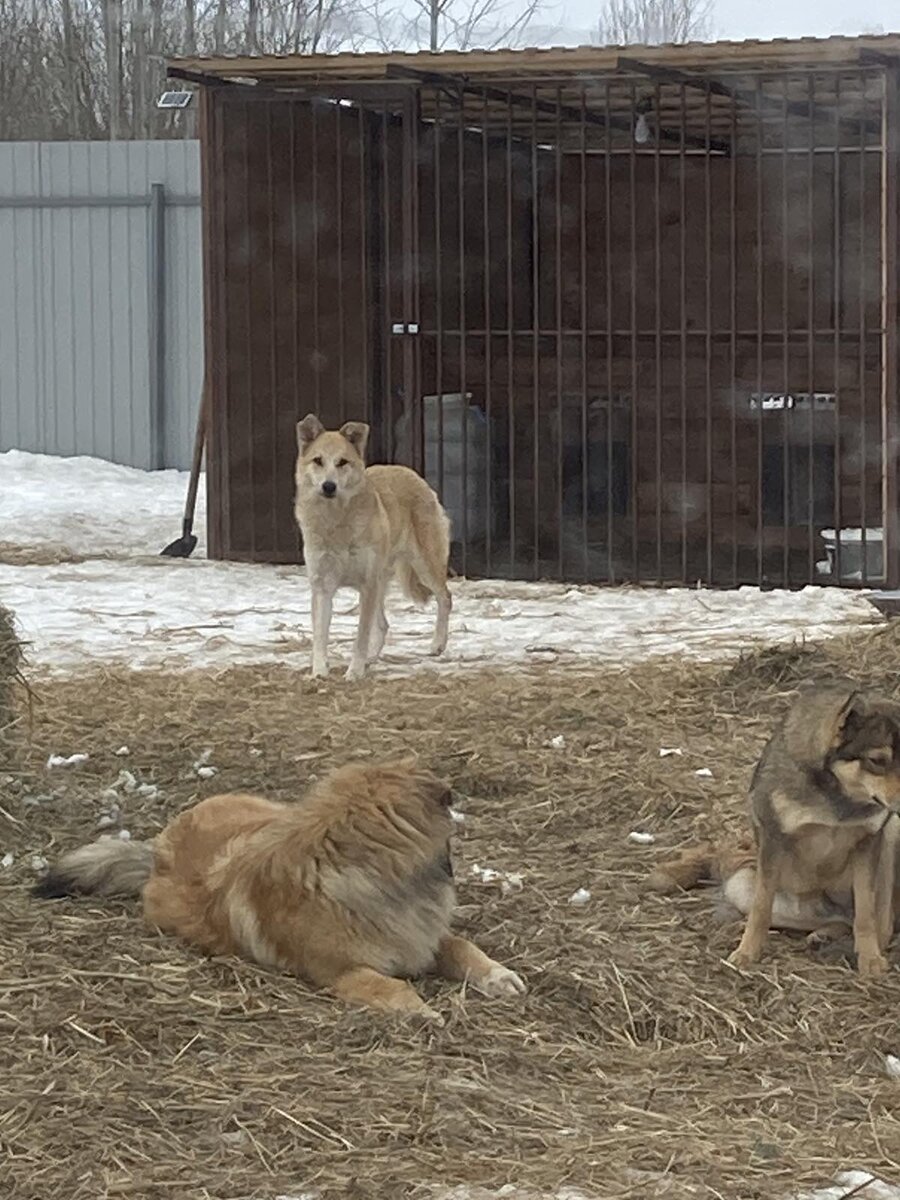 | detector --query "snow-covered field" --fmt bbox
[0,450,881,678]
